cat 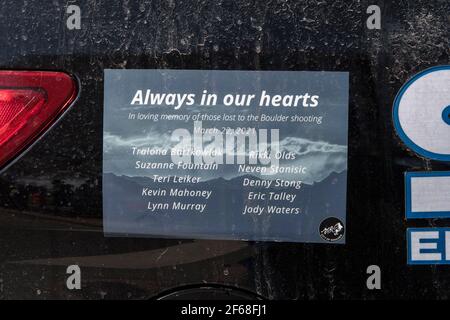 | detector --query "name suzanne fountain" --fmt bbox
[135,161,218,170]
